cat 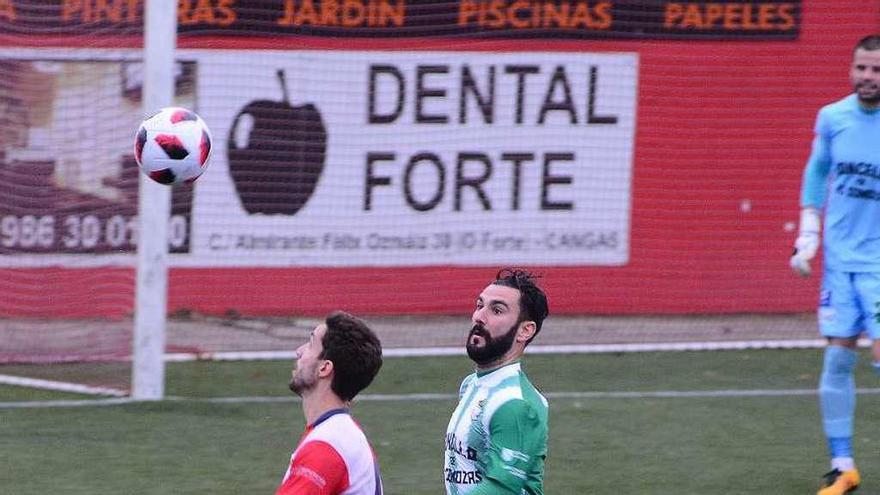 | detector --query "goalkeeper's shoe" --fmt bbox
[818,468,860,495]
